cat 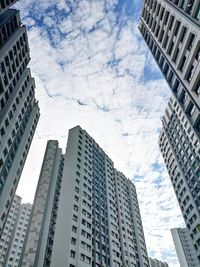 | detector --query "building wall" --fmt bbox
[149,257,169,267]
[51,126,149,267]
[139,0,200,136]
[159,97,200,262]
[0,0,18,14]
[21,141,63,267]
[0,195,21,267]
[115,170,149,266]
[0,1,40,233]
[139,0,200,264]
[5,202,32,267]
[171,228,199,267]
[21,126,149,267]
